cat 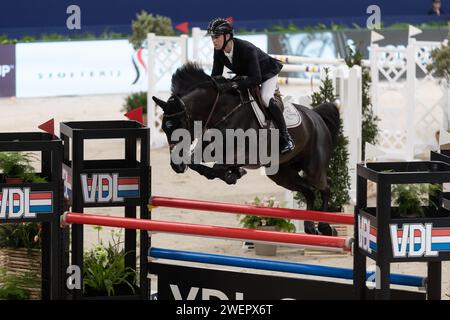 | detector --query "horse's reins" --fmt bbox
[203,77,221,131]
[165,78,254,152]
[204,77,254,131]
